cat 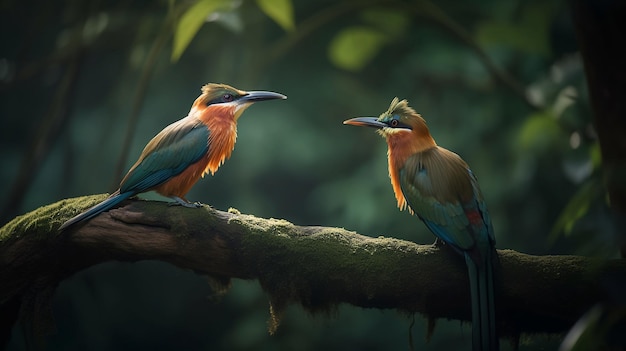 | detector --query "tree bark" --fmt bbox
[1,195,624,345]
